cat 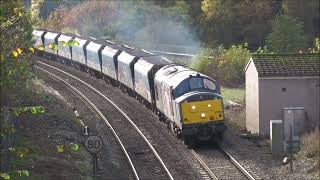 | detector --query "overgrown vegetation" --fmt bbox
[302,128,320,158]
[1,1,35,178]
[0,0,34,90]
[191,44,250,86]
